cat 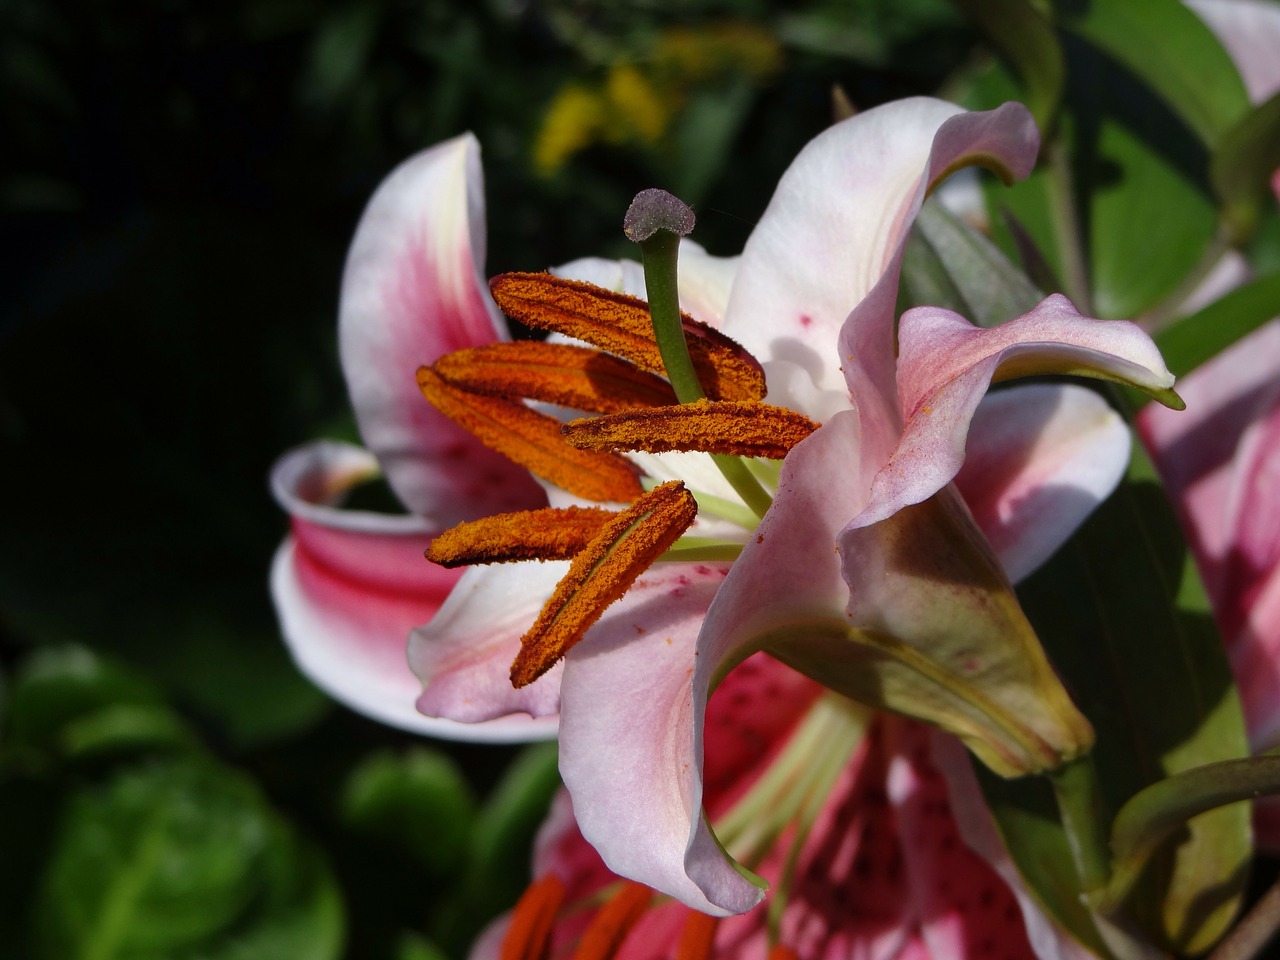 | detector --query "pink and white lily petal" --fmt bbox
[857,295,1178,528]
[718,97,1038,419]
[340,132,545,527]
[955,384,1131,583]
[410,561,566,725]
[270,441,555,741]
[555,562,768,916]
